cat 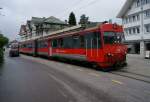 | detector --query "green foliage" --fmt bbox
[79,14,89,25]
[0,48,3,58]
[0,34,8,60]
[0,34,9,48]
[68,12,77,26]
